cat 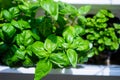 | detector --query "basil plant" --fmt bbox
[0,0,120,80]
[85,9,120,55]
